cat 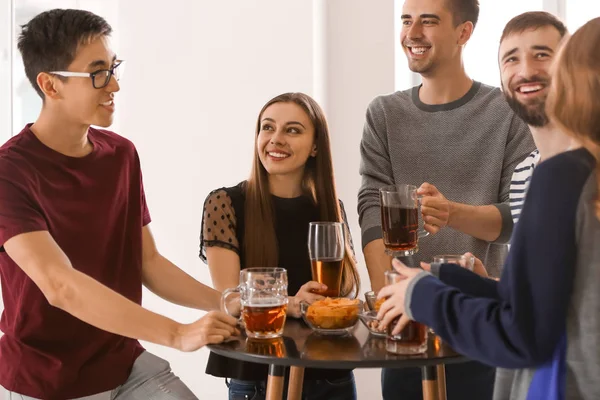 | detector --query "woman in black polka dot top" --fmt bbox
[199,92,361,400]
